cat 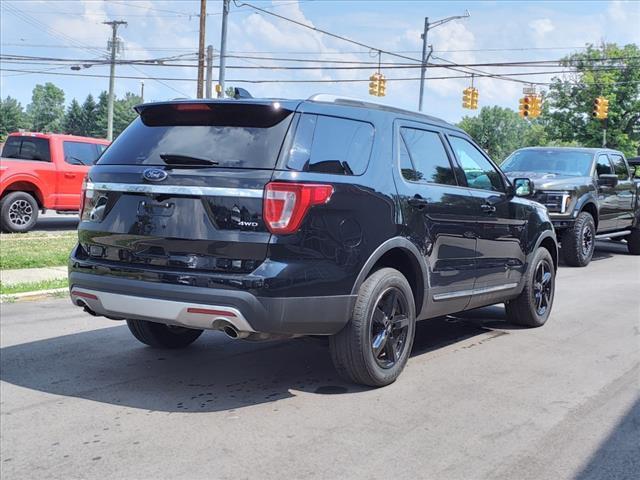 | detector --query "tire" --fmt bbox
[627,228,640,255]
[0,191,39,233]
[329,268,416,387]
[506,247,555,327]
[126,319,203,349]
[561,211,596,267]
